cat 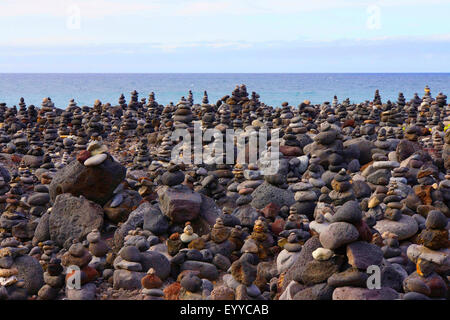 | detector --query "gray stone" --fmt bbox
[140,251,170,280]
[32,212,50,245]
[293,283,334,300]
[113,202,150,250]
[330,201,362,224]
[181,260,219,280]
[425,210,447,230]
[212,253,231,271]
[346,241,383,270]
[12,255,44,295]
[332,286,399,300]
[119,246,141,262]
[113,269,145,290]
[374,215,418,240]
[27,192,50,206]
[48,194,103,248]
[158,185,202,224]
[282,236,322,292]
[250,182,295,209]
[66,283,97,300]
[319,222,359,250]
[277,249,302,274]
